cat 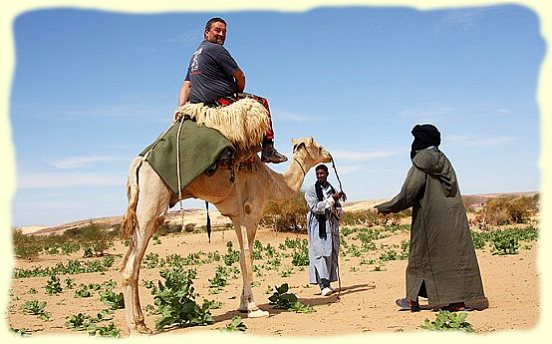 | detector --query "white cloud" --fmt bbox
[448,135,514,147]
[399,104,456,119]
[332,165,362,175]
[166,30,200,44]
[496,108,513,115]
[51,156,116,169]
[17,172,124,189]
[331,149,398,161]
[55,103,168,120]
[436,7,501,32]
[276,110,310,122]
